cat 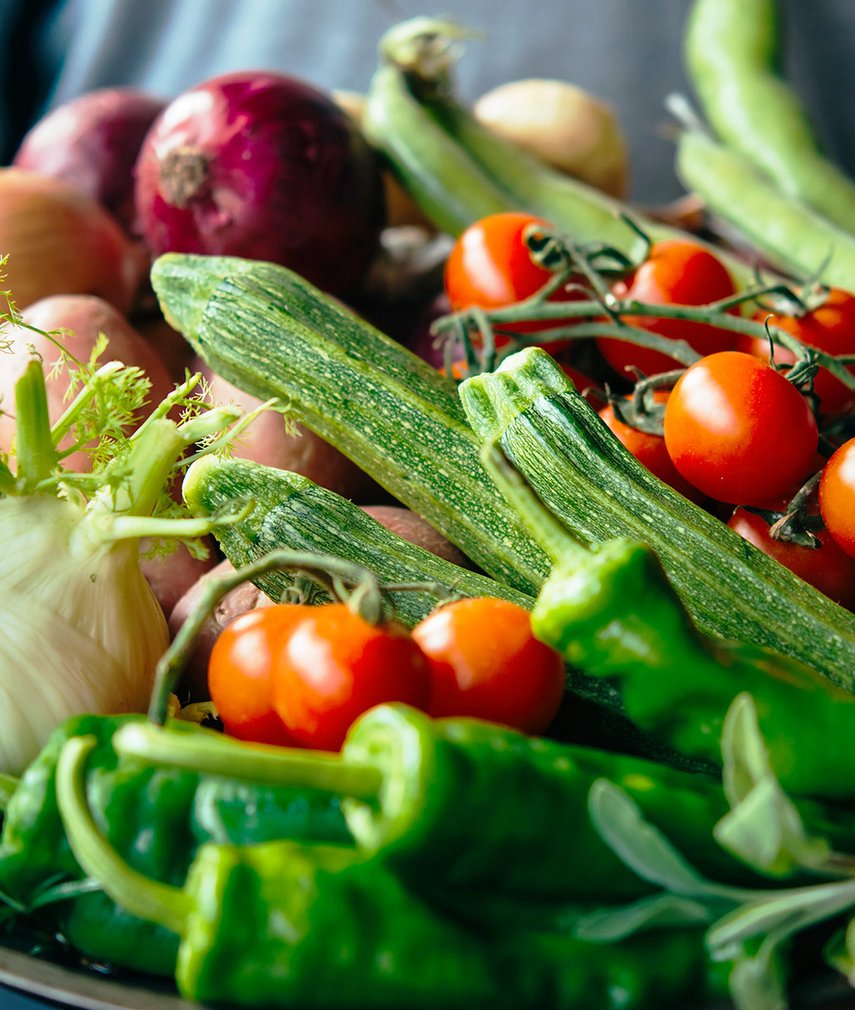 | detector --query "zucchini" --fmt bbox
[151,253,550,595]
[459,348,855,691]
[182,455,532,625]
[183,454,708,769]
